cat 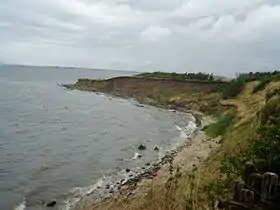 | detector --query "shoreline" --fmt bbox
[73,115,220,210]
[61,84,219,210]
